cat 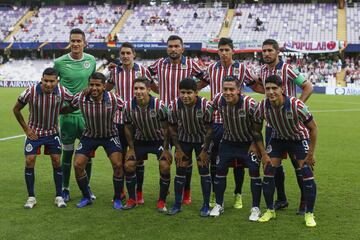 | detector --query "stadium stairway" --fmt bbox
[110,9,133,39]
[218,9,234,38]
[4,10,34,42]
[336,8,347,86]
